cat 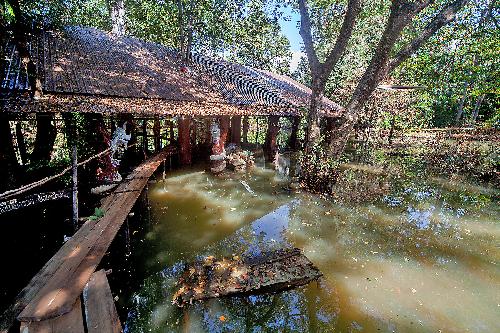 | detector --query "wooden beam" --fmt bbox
[10,151,169,324]
[83,270,122,333]
[19,298,84,333]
